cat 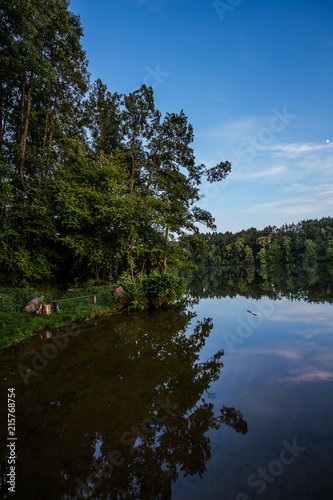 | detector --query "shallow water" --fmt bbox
[1,266,333,499]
